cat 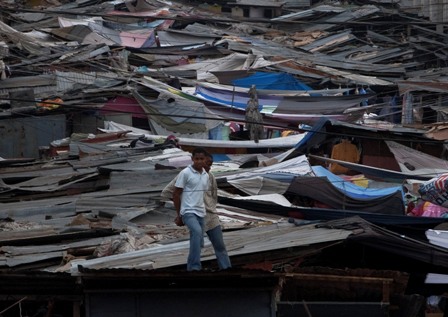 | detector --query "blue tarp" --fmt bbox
[289,117,329,158]
[231,72,312,91]
[312,165,404,200]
